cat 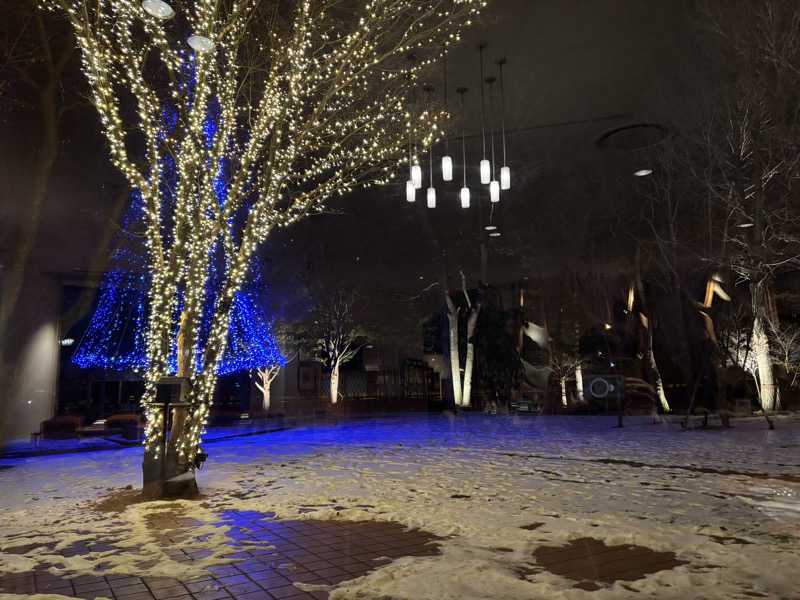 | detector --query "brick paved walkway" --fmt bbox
[0,509,693,599]
[0,514,441,600]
